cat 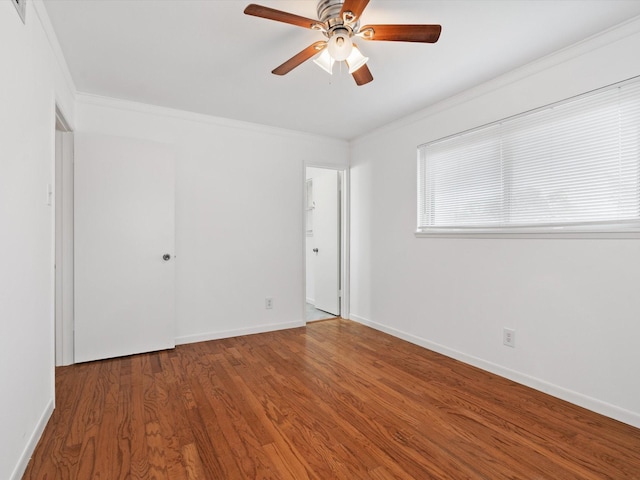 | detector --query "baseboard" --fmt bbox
[10,398,54,480]
[306,297,315,305]
[175,320,306,346]
[349,314,640,429]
